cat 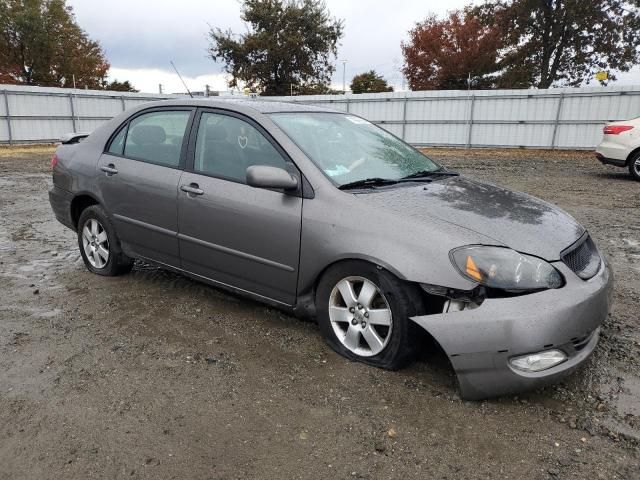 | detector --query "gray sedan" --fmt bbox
[49,99,612,400]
